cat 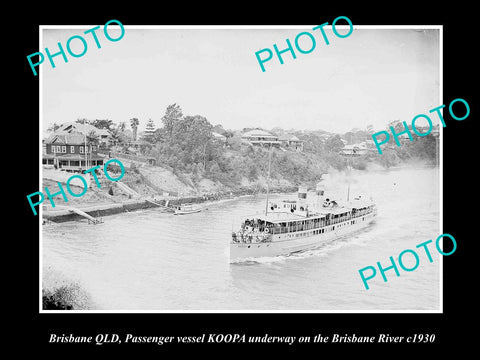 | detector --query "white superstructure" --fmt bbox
[230,185,377,261]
